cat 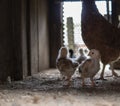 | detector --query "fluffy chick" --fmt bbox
[56,47,78,86]
[78,49,101,86]
[76,48,87,64]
